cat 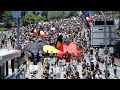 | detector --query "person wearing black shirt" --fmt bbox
[95,62,99,71]
[92,70,96,79]
[90,49,93,55]
[90,62,94,71]
[75,71,79,77]
[45,51,49,58]
[82,62,86,70]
